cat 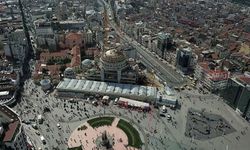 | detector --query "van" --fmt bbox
[40,136,46,144]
